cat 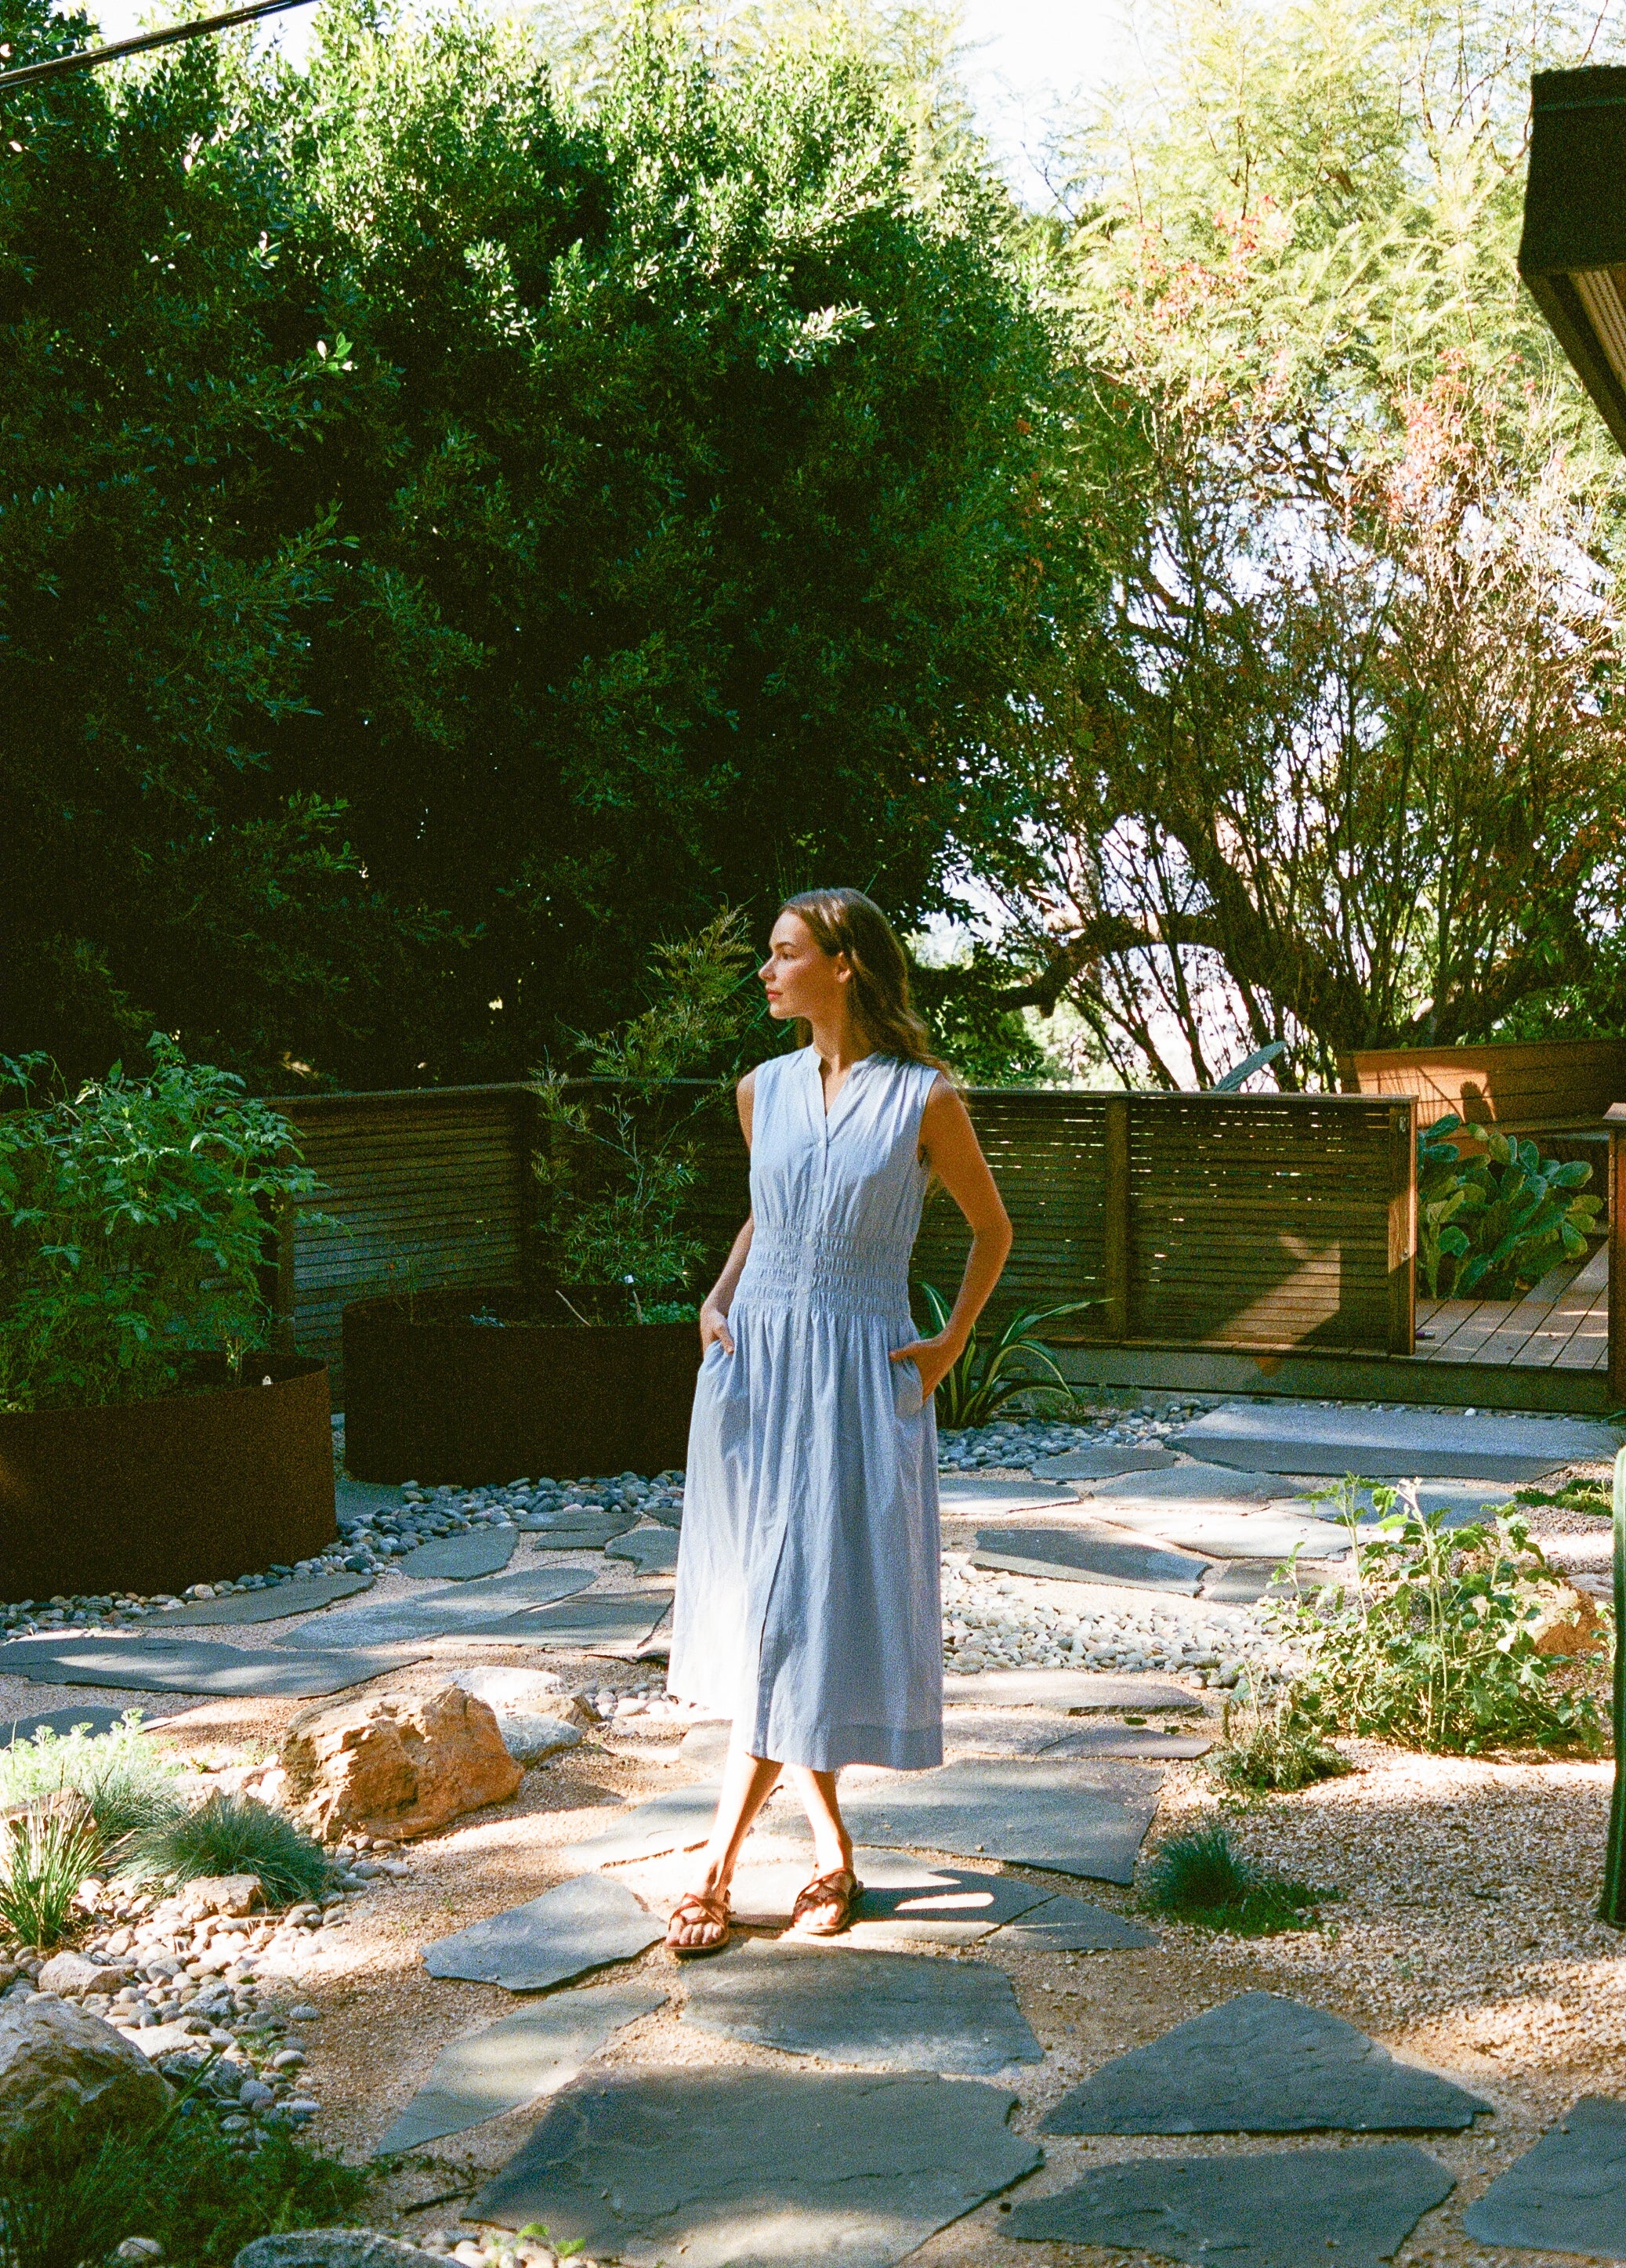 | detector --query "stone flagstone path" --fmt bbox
[10,1401,1613,2263]
[397,1531,517,1581]
[604,1528,680,1575]
[1171,1397,1622,1480]
[272,1567,595,1650]
[679,1940,1044,2074]
[469,2068,1043,2266]
[1461,2093,1626,2254]
[1009,2144,1458,2268]
[136,1571,376,1625]
[835,1757,1163,1882]
[423,1876,663,1992]
[374,1984,668,2154]
[972,1524,1211,1596]
[0,1634,423,1697]
[1042,1991,1489,2134]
